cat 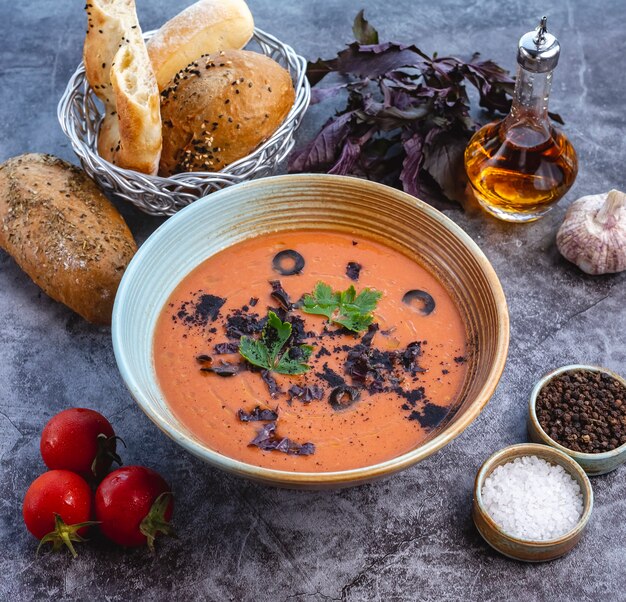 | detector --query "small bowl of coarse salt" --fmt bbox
[529,364,626,476]
[473,443,593,562]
